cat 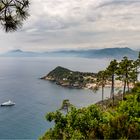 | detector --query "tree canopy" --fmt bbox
[0,0,29,32]
[41,54,140,139]
[40,85,140,139]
